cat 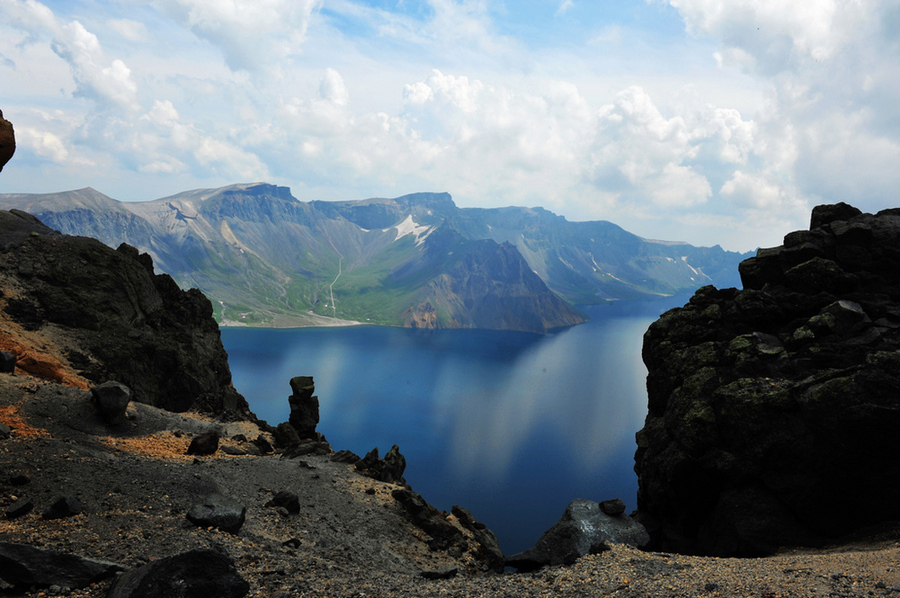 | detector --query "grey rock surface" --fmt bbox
[505,498,649,571]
